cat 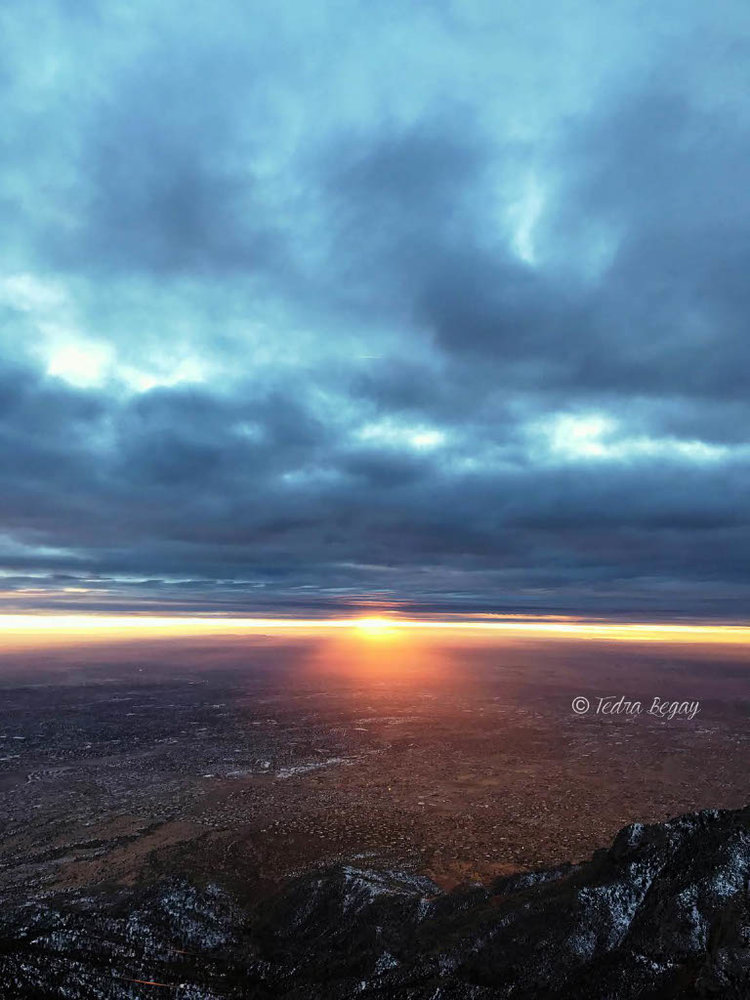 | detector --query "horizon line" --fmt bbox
[1,613,749,644]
